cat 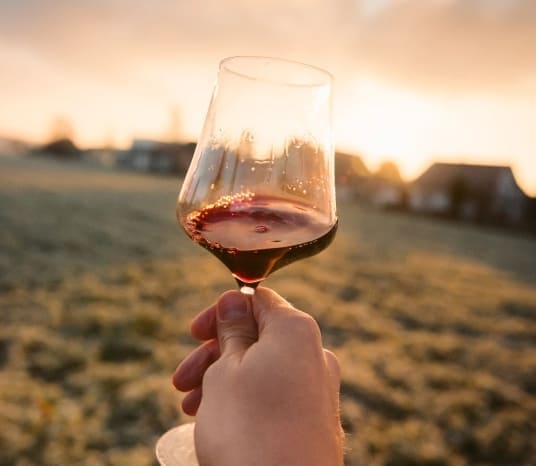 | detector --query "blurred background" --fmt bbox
[1,1,535,465]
